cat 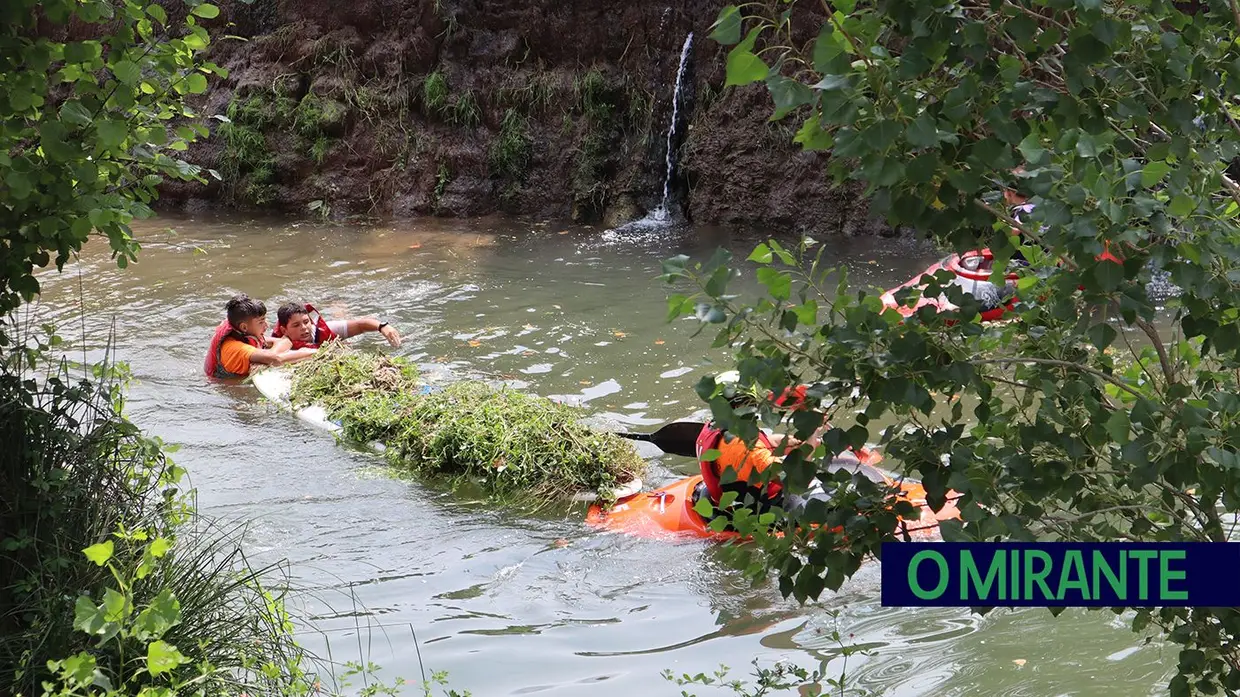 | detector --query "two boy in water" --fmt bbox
[204,293,401,379]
